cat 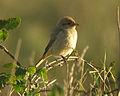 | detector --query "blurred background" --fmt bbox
[0,0,120,88]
